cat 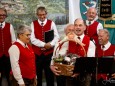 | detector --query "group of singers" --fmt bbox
[0,6,115,86]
